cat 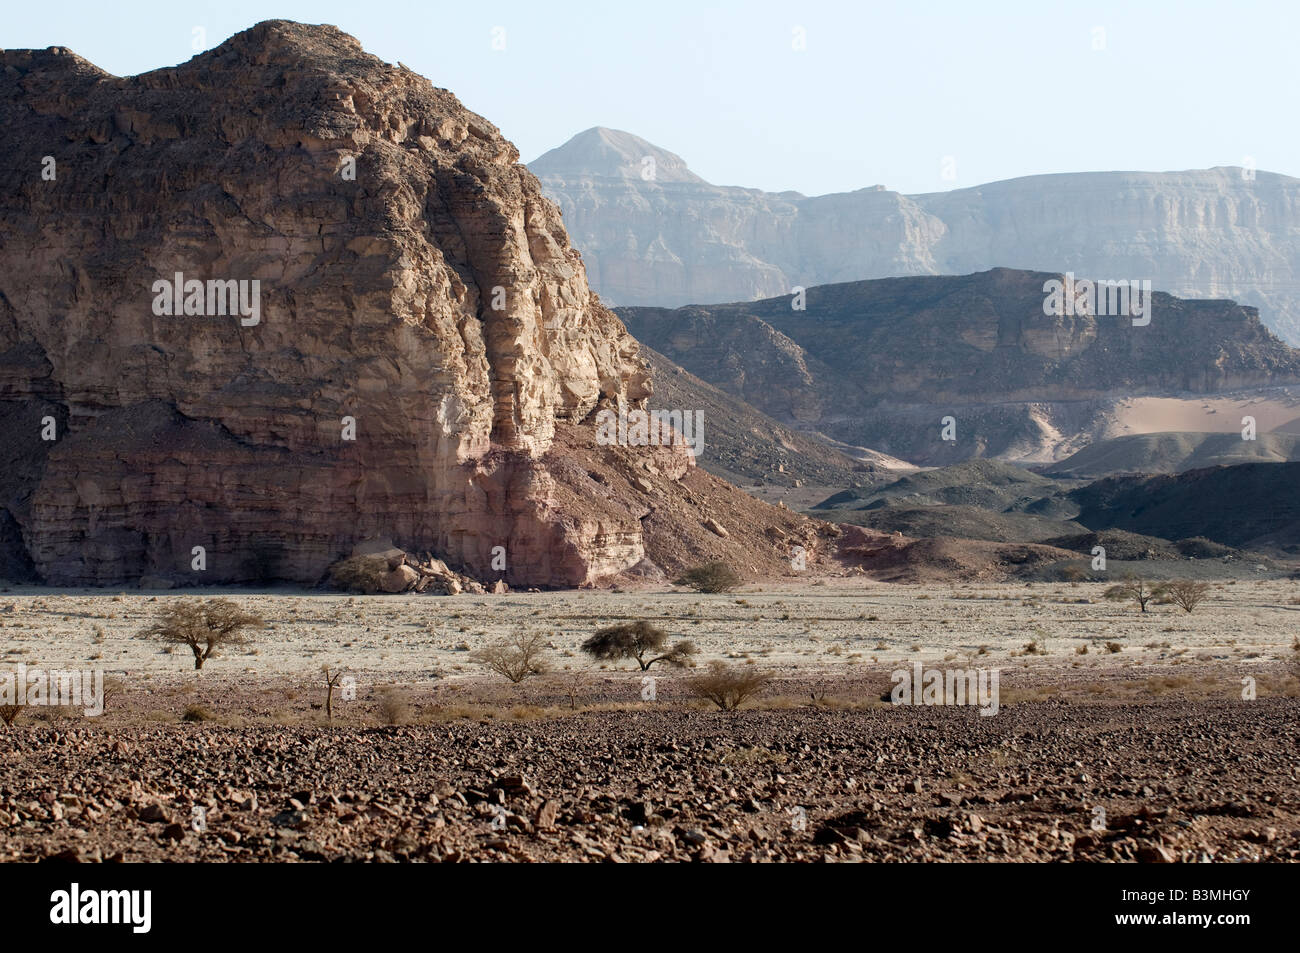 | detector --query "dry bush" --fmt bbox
[563,671,585,711]
[101,676,124,712]
[182,703,214,722]
[580,621,696,671]
[688,661,772,711]
[675,562,743,594]
[1160,579,1211,613]
[376,685,412,725]
[1145,675,1202,696]
[471,631,549,683]
[1103,576,1164,613]
[140,598,264,670]
[1105,642,1123,654]
[998,685,1060,705]
[328,555,389,593]
[322,666,347,722]
[0,704,23,728]
[30,705,70,724]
